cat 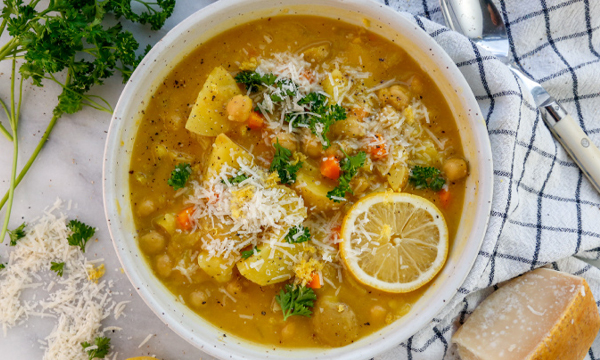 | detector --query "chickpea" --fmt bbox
[409,75,424,95]
[189,290,208,308]
[226,95,253,122]
[137,199,156,217]
[281,322,296,341]
[155,254,173,278]
[302,134,323,158]
[140,231,166,255]
[443,157,469,182]
[377,85,411,110]
[370,305,388,324]
[330,116,365,138]
[226,280,243,295]
[271,132,298,152]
